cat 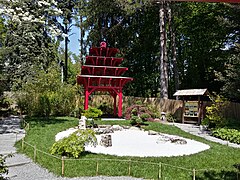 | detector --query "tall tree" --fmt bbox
[0,0,63,89]
[57,0,78,82]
